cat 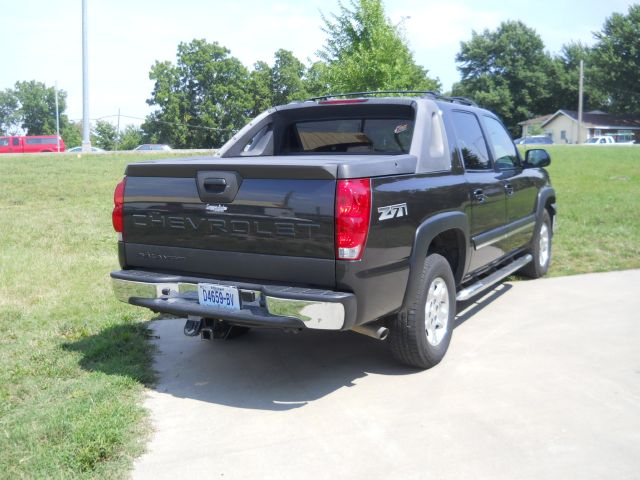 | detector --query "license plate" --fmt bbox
[197,283,240,311]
